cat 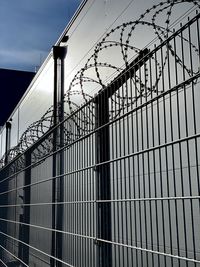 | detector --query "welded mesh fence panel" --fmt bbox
[62,100,97,267]
[0,11,200,267]
[105,14,200,267]
[28,155,53,267]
